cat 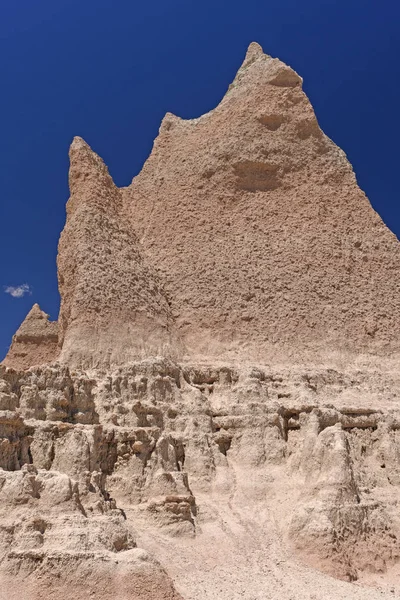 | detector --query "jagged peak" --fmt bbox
[14,303,57,337]
[67,135,117,202]
[154,42,301,134]
[69,136,103,164]
[24,303,50,321]
[242,41,265,68]
[70,135,91,150]
[2,302,59,369]
[219,52,298,106]
[159,112,184,134]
